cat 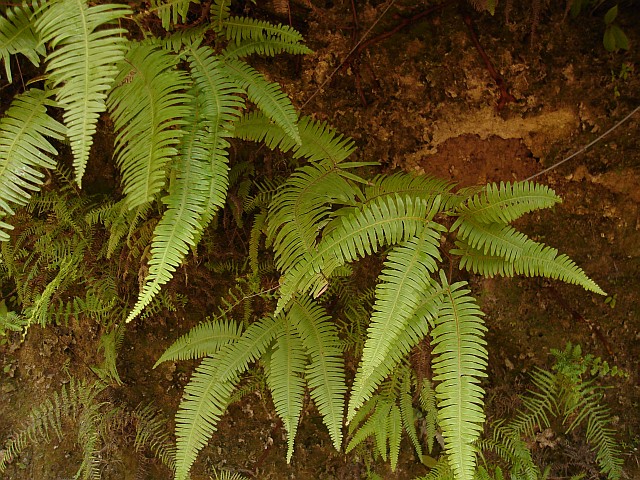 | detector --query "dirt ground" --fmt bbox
[1,1,639,479]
